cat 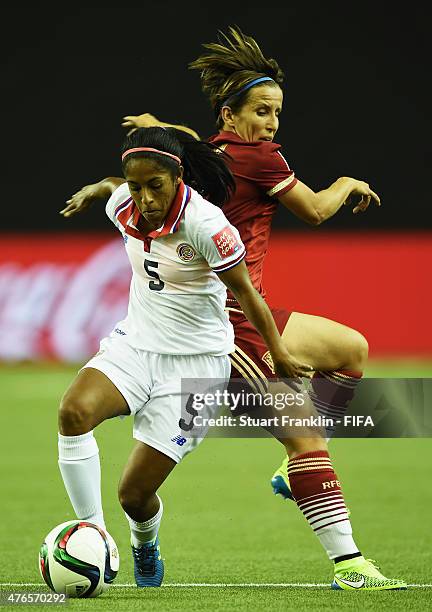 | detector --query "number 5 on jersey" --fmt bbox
[144,259,165,291]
